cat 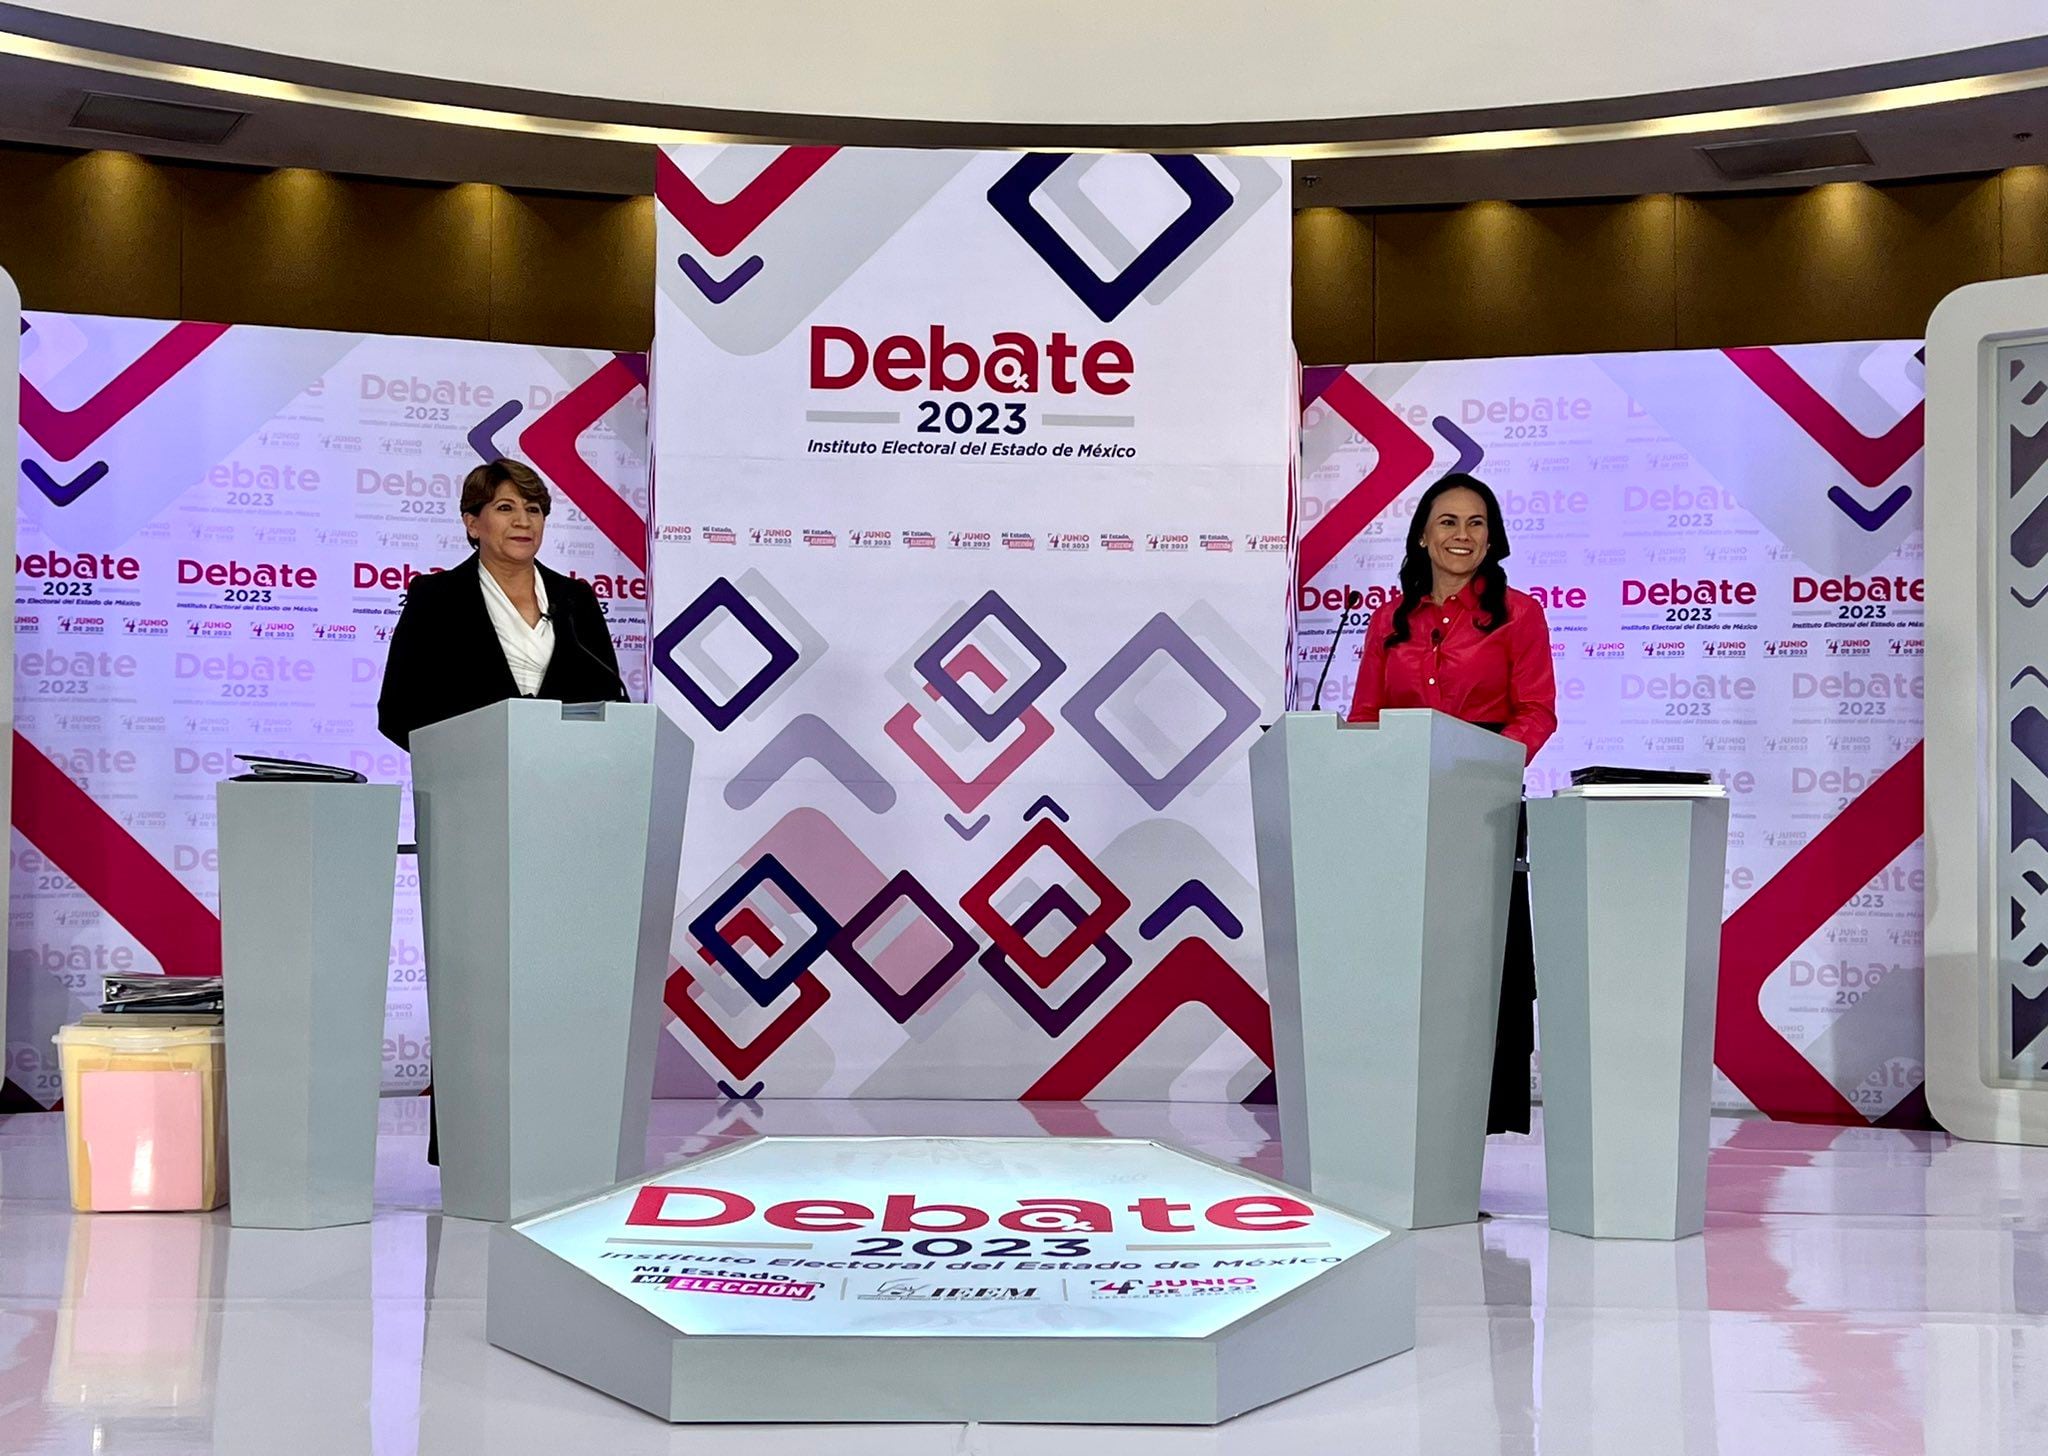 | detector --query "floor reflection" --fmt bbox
[0,1101,2044,1455]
